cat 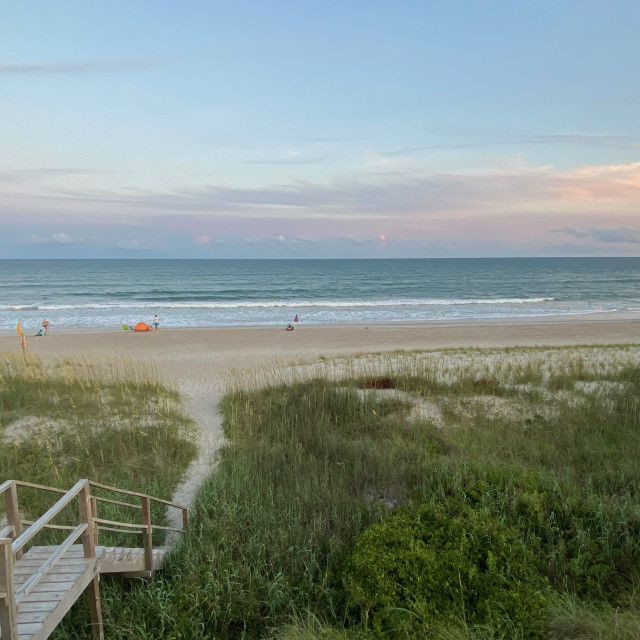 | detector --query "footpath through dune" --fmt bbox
[164,381,225,537]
